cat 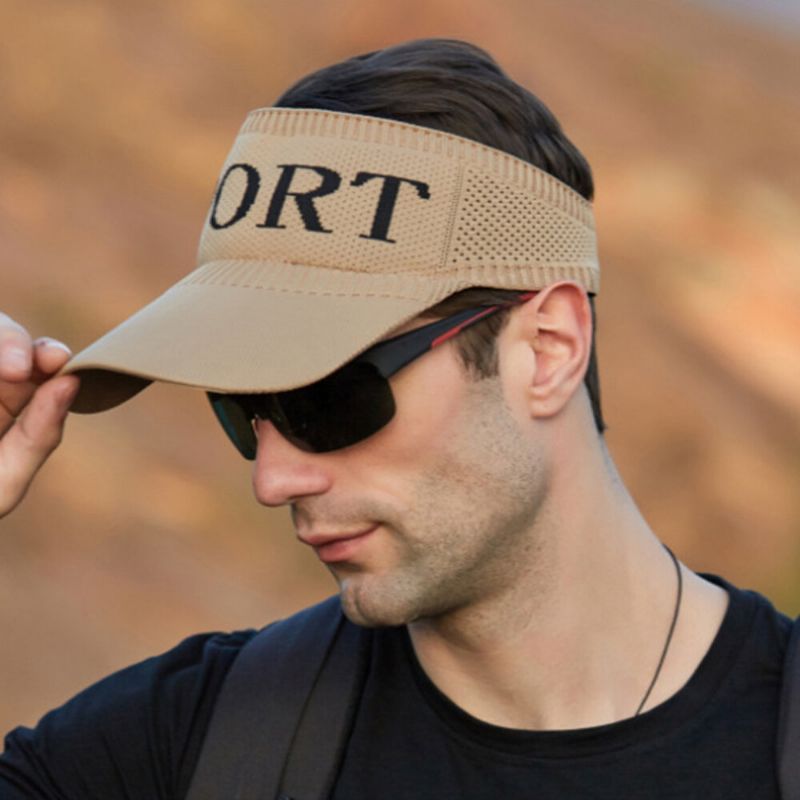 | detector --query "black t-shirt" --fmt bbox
[0,576,791,799]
